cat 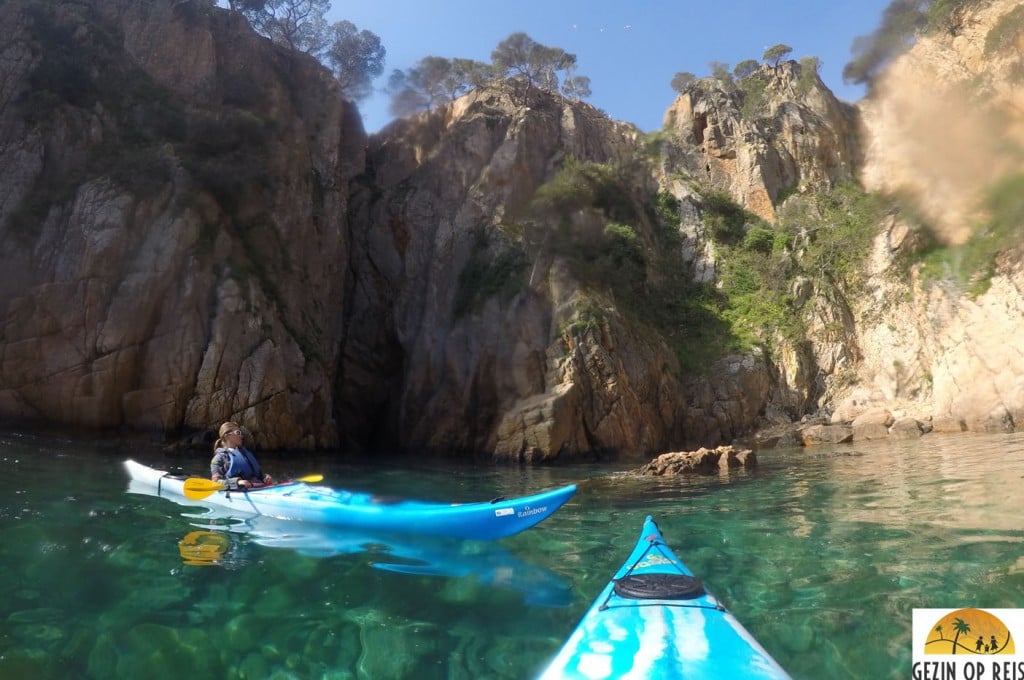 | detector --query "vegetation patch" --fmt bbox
[512,159,881,372]
[708,182,884,351]
[796,57,820,96]
[697,187,751,245]
[784,182,883,289]
[640,129,673,160]
[738,74,770,119]
[920,173,1024,295]
[512,158,750,372]
[529,156,639,224]
[985,4,1024,55]
[454,232,529,318]
[649,191,685,243]
[180,109,276,215]
[562,298,606,339]
[775,181,799,206]
[635,271,737,373]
